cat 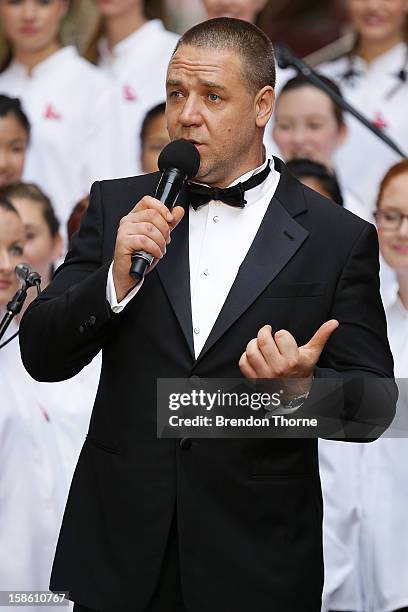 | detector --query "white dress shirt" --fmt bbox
[320,286,408,612]
[107,159,280,358]
[0,319,68,611]
[98,20,179,177]
[0,46,120,242]
[0,317,100,610]
[318,43,408,216]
